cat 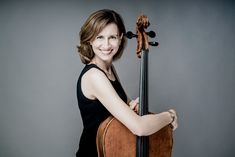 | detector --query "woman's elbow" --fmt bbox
[129,123,146,136]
